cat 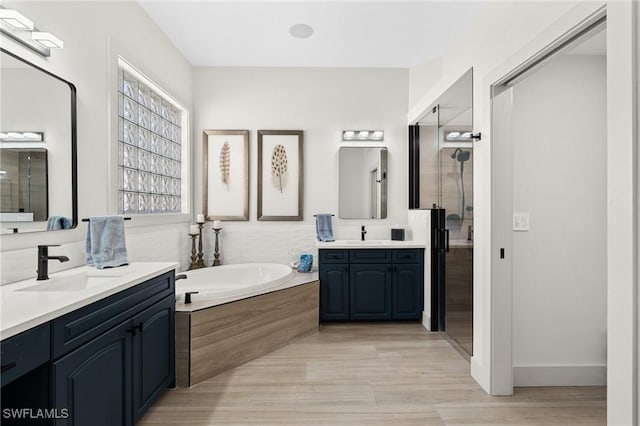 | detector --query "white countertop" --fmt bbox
[316,240,426,249]
[0,262,179,340]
